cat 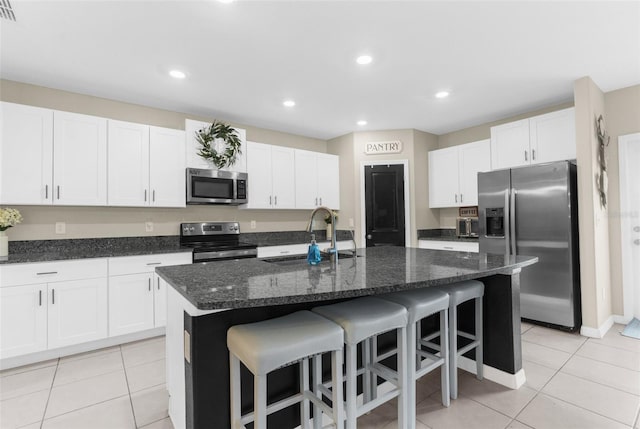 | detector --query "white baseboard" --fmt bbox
[613,314,632,325]
[457,356,526,389]
[0,327,165,370]
[580,315,615,338]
